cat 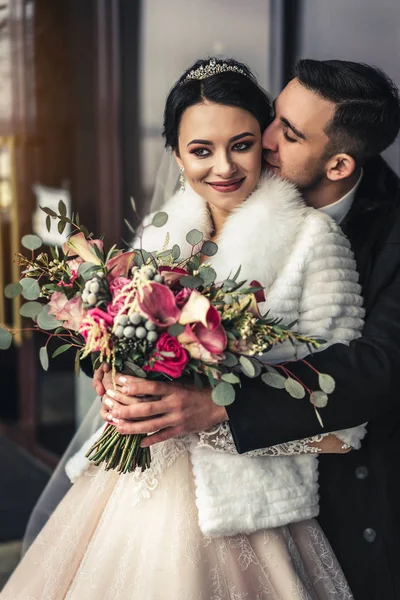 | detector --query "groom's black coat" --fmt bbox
[227,155,400,600]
